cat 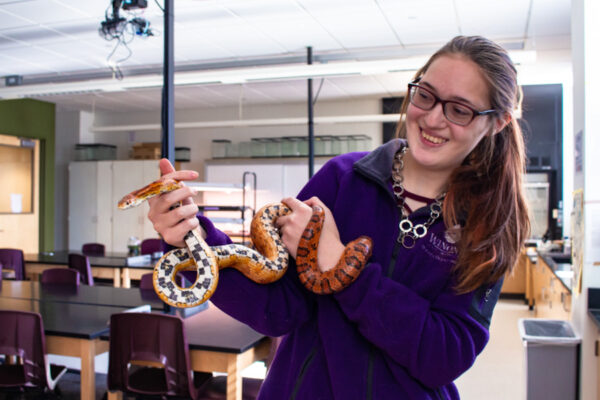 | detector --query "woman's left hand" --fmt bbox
[276,197,345,273]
